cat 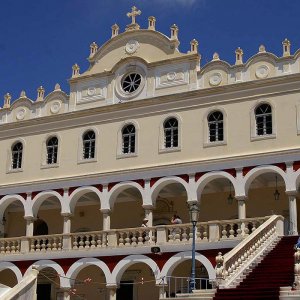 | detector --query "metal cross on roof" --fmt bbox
[127,6,141,25]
